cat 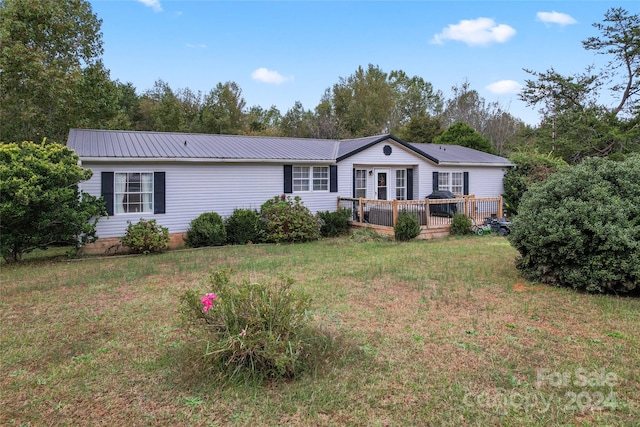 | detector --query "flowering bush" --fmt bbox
[180,269,334,383]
